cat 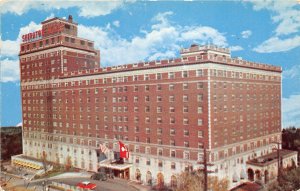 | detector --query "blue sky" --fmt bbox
[1,1,300,127]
